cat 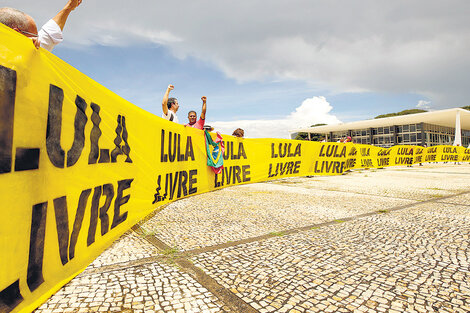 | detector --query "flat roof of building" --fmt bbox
[289,108,470,134]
